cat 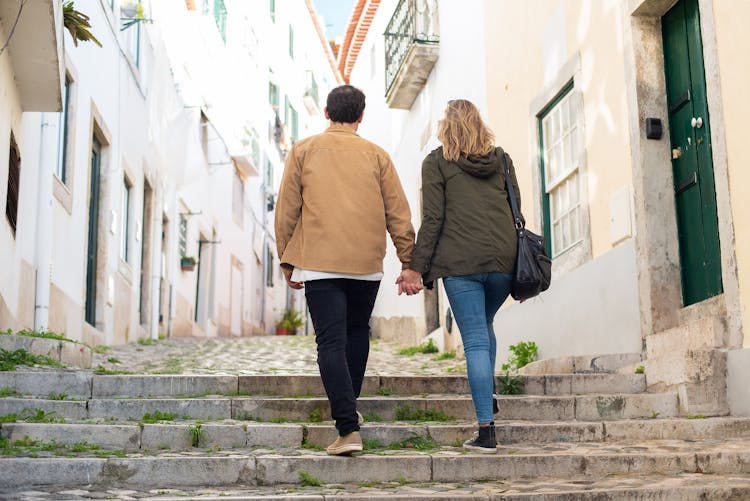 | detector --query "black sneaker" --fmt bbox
[463,424,497,453]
